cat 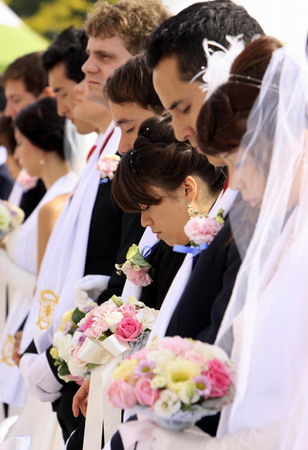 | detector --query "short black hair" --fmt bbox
[43,26,88,83]
[146,0,264,81]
